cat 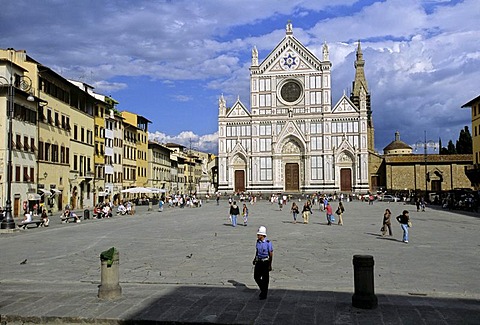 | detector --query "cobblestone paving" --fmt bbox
[0,198,479,324]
